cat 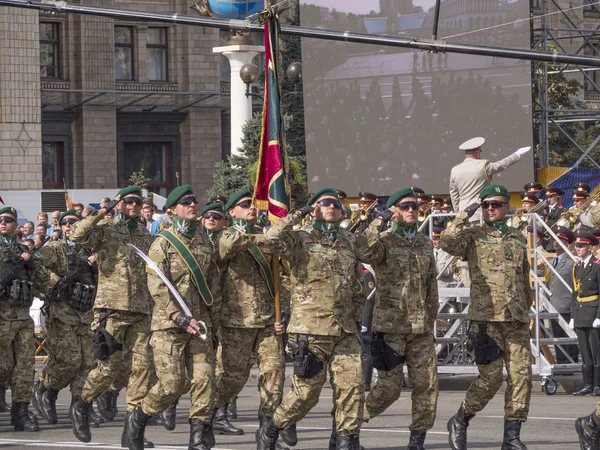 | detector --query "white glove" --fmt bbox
[361,326,368,333]
[593,318,600,328]
[569,319,575,329]
[515,146,531,158]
